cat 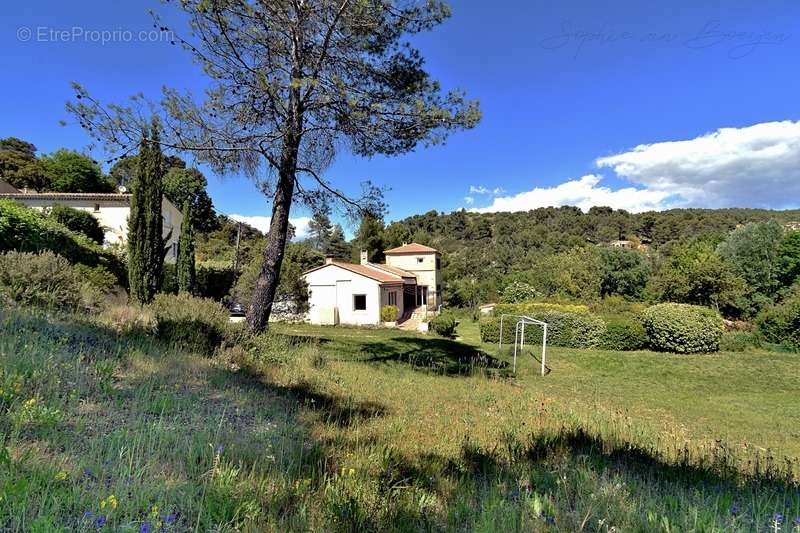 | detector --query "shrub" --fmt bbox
[599,315,648,351]
[641,303,724,354]
[500,281,539,303]
[430,313,457,338]
[720,331,762,352]
[494,302,590,316]
[150,293,229,355]
[47,204,105,244]
[0,200,124,284]
[480,311,605,348]
[0,251,82,310]
[380,305,399,323]
[756,290,800,349]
